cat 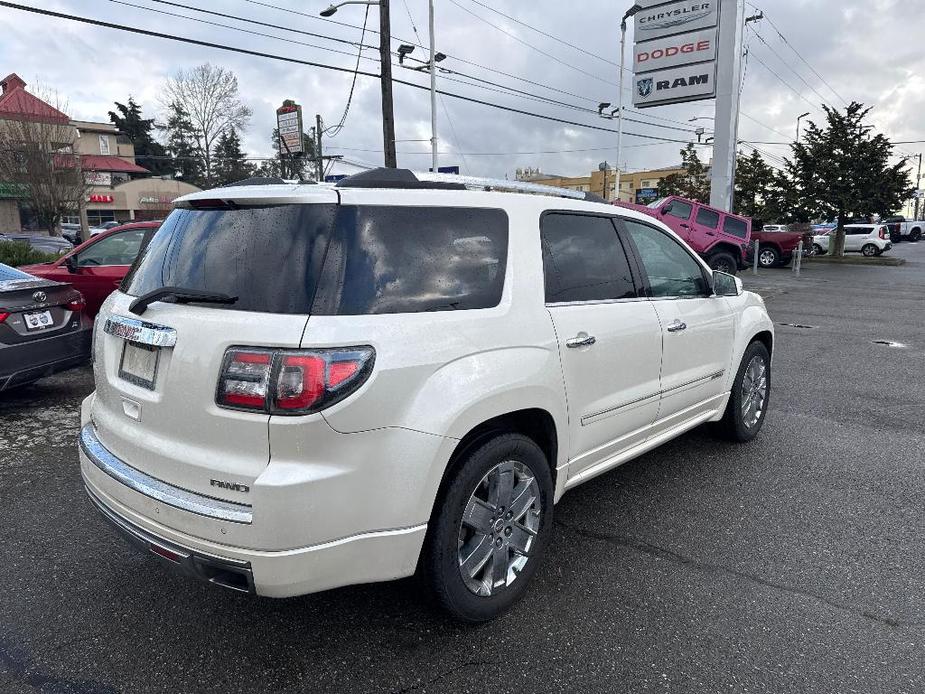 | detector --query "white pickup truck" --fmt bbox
[882,216,923,242]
